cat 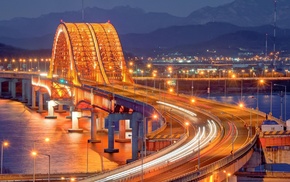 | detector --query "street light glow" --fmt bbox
[45,138,50,143]
[31,151,37,156]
